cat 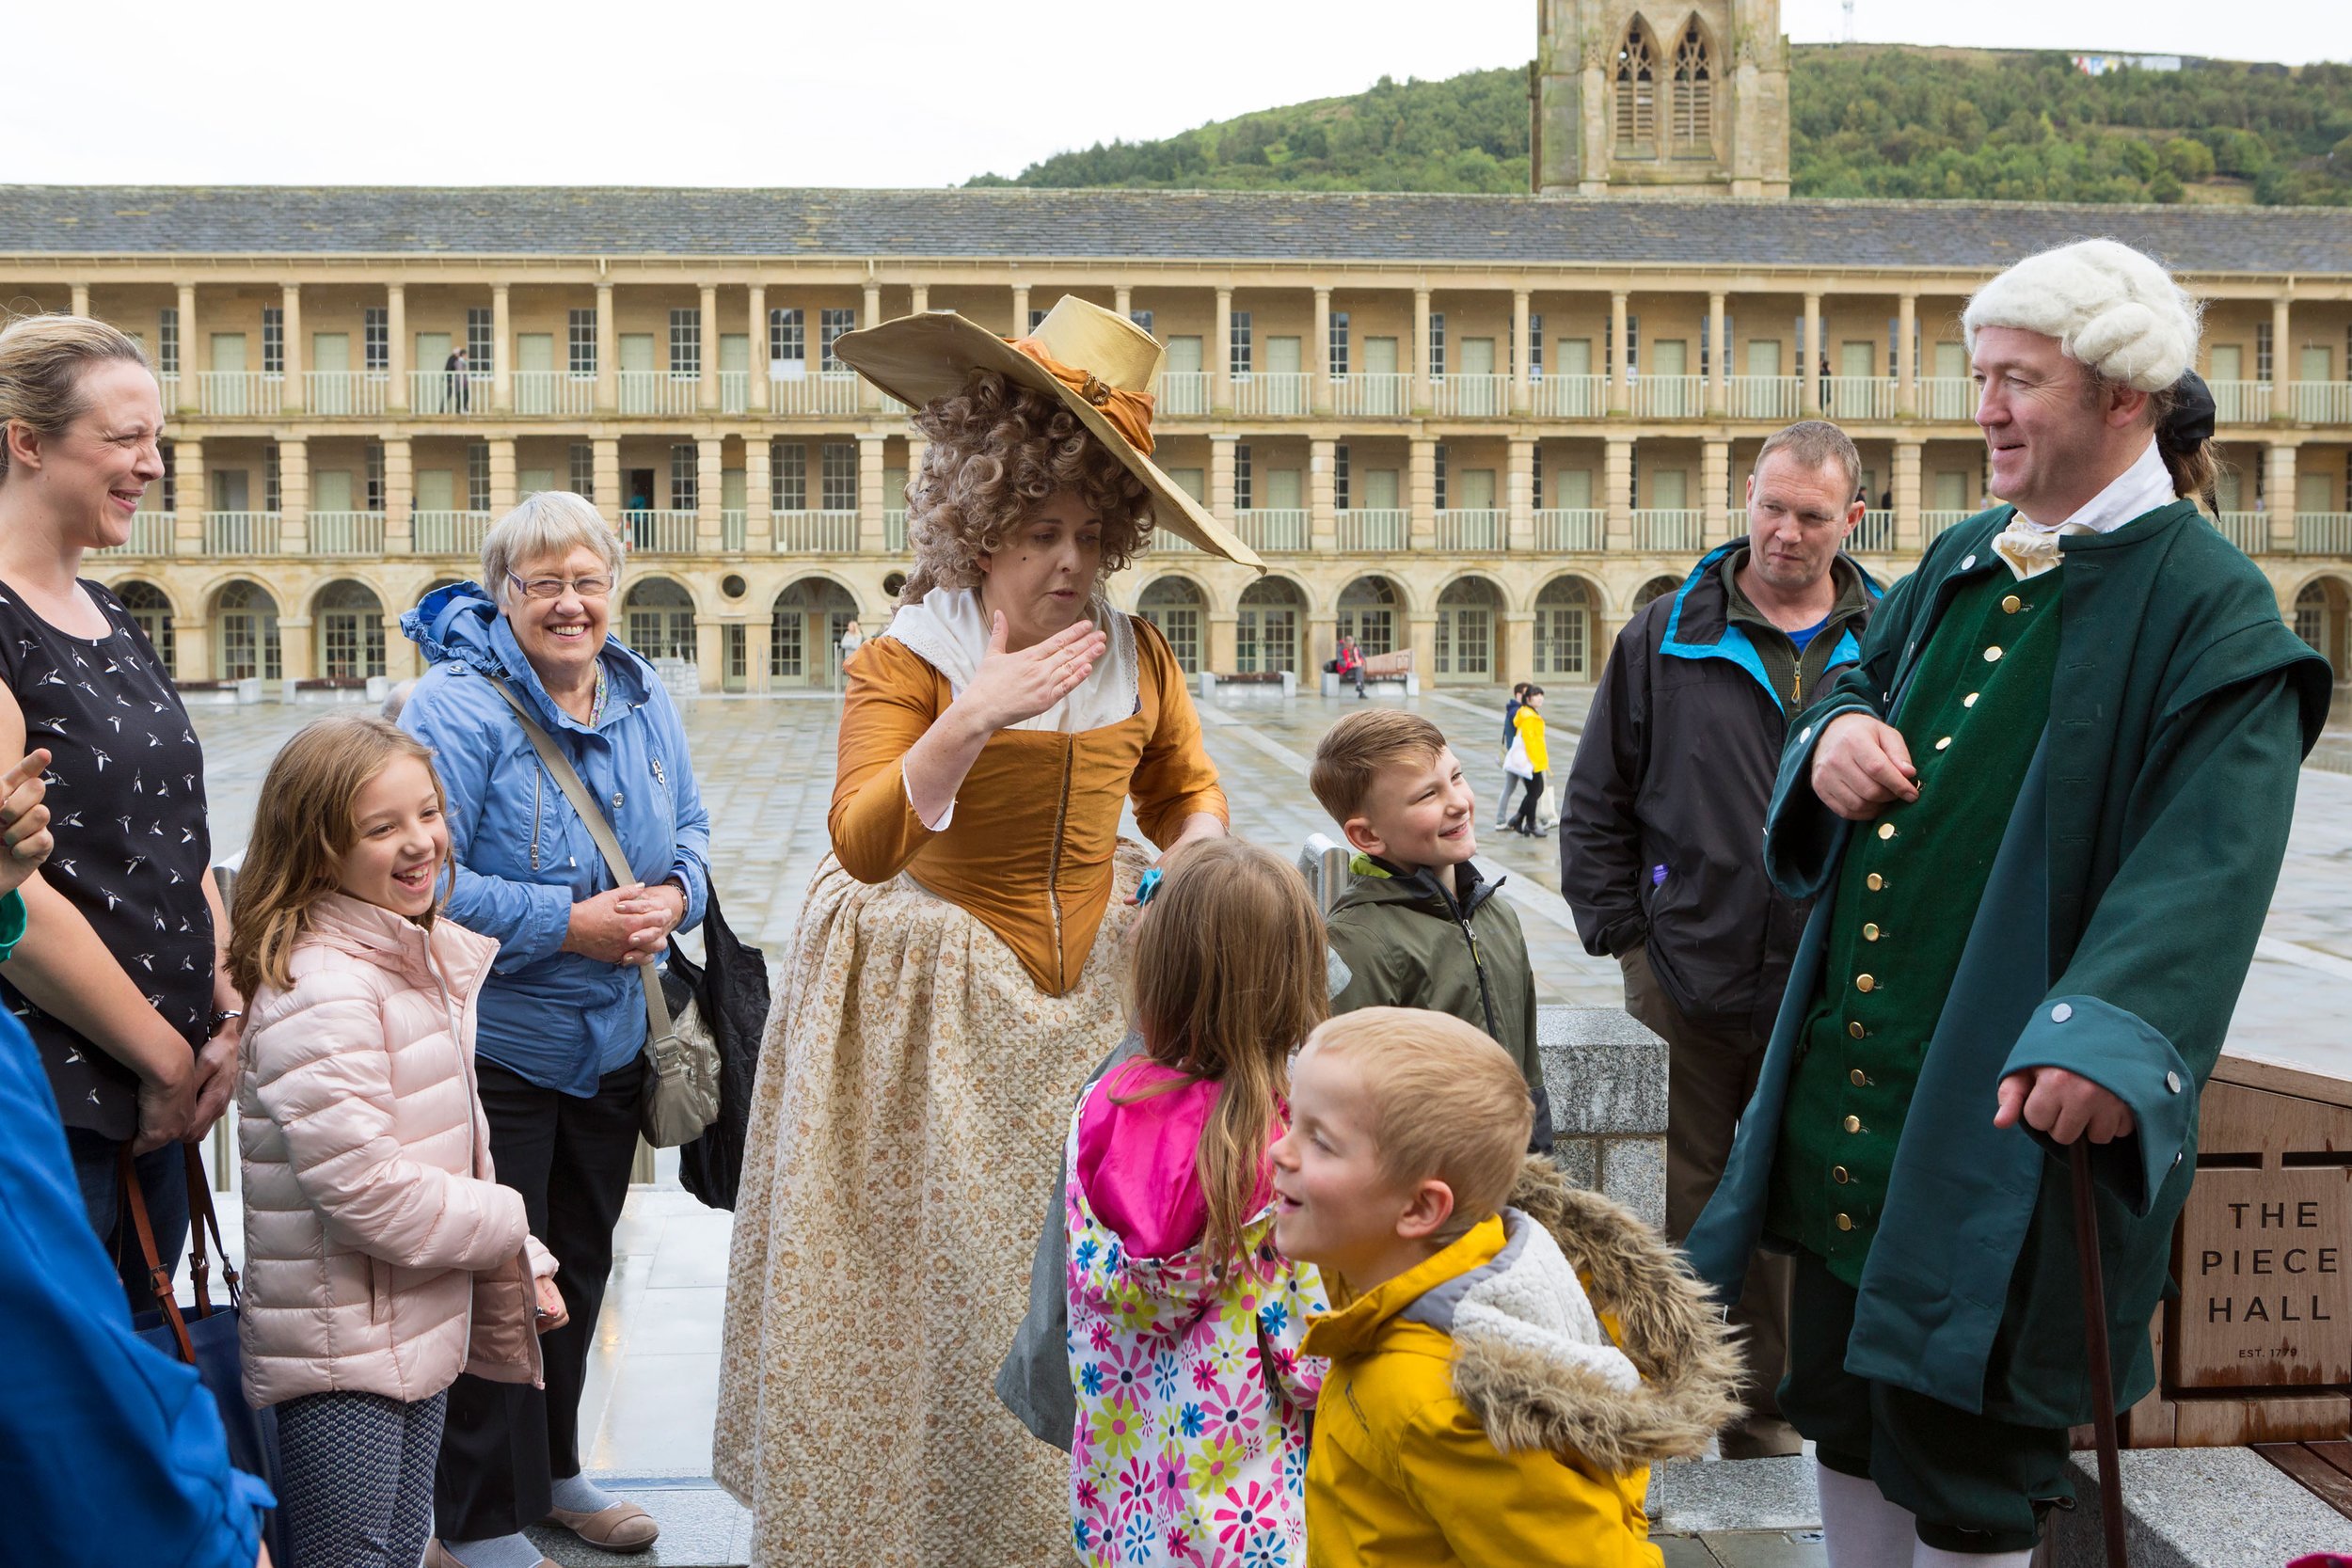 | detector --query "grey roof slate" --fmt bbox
[2,185,2346,274]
